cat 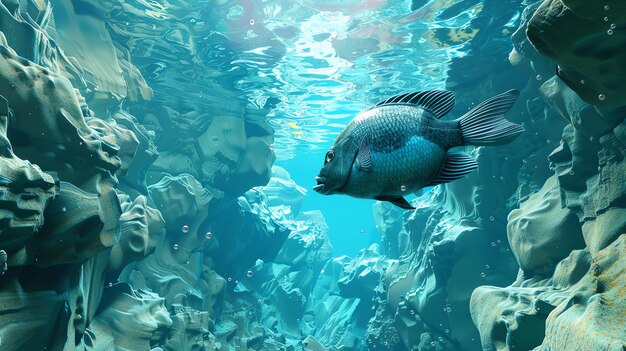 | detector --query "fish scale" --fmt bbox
[344,106,449,197]
[314,89,523,209]
[343,105,462,153]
